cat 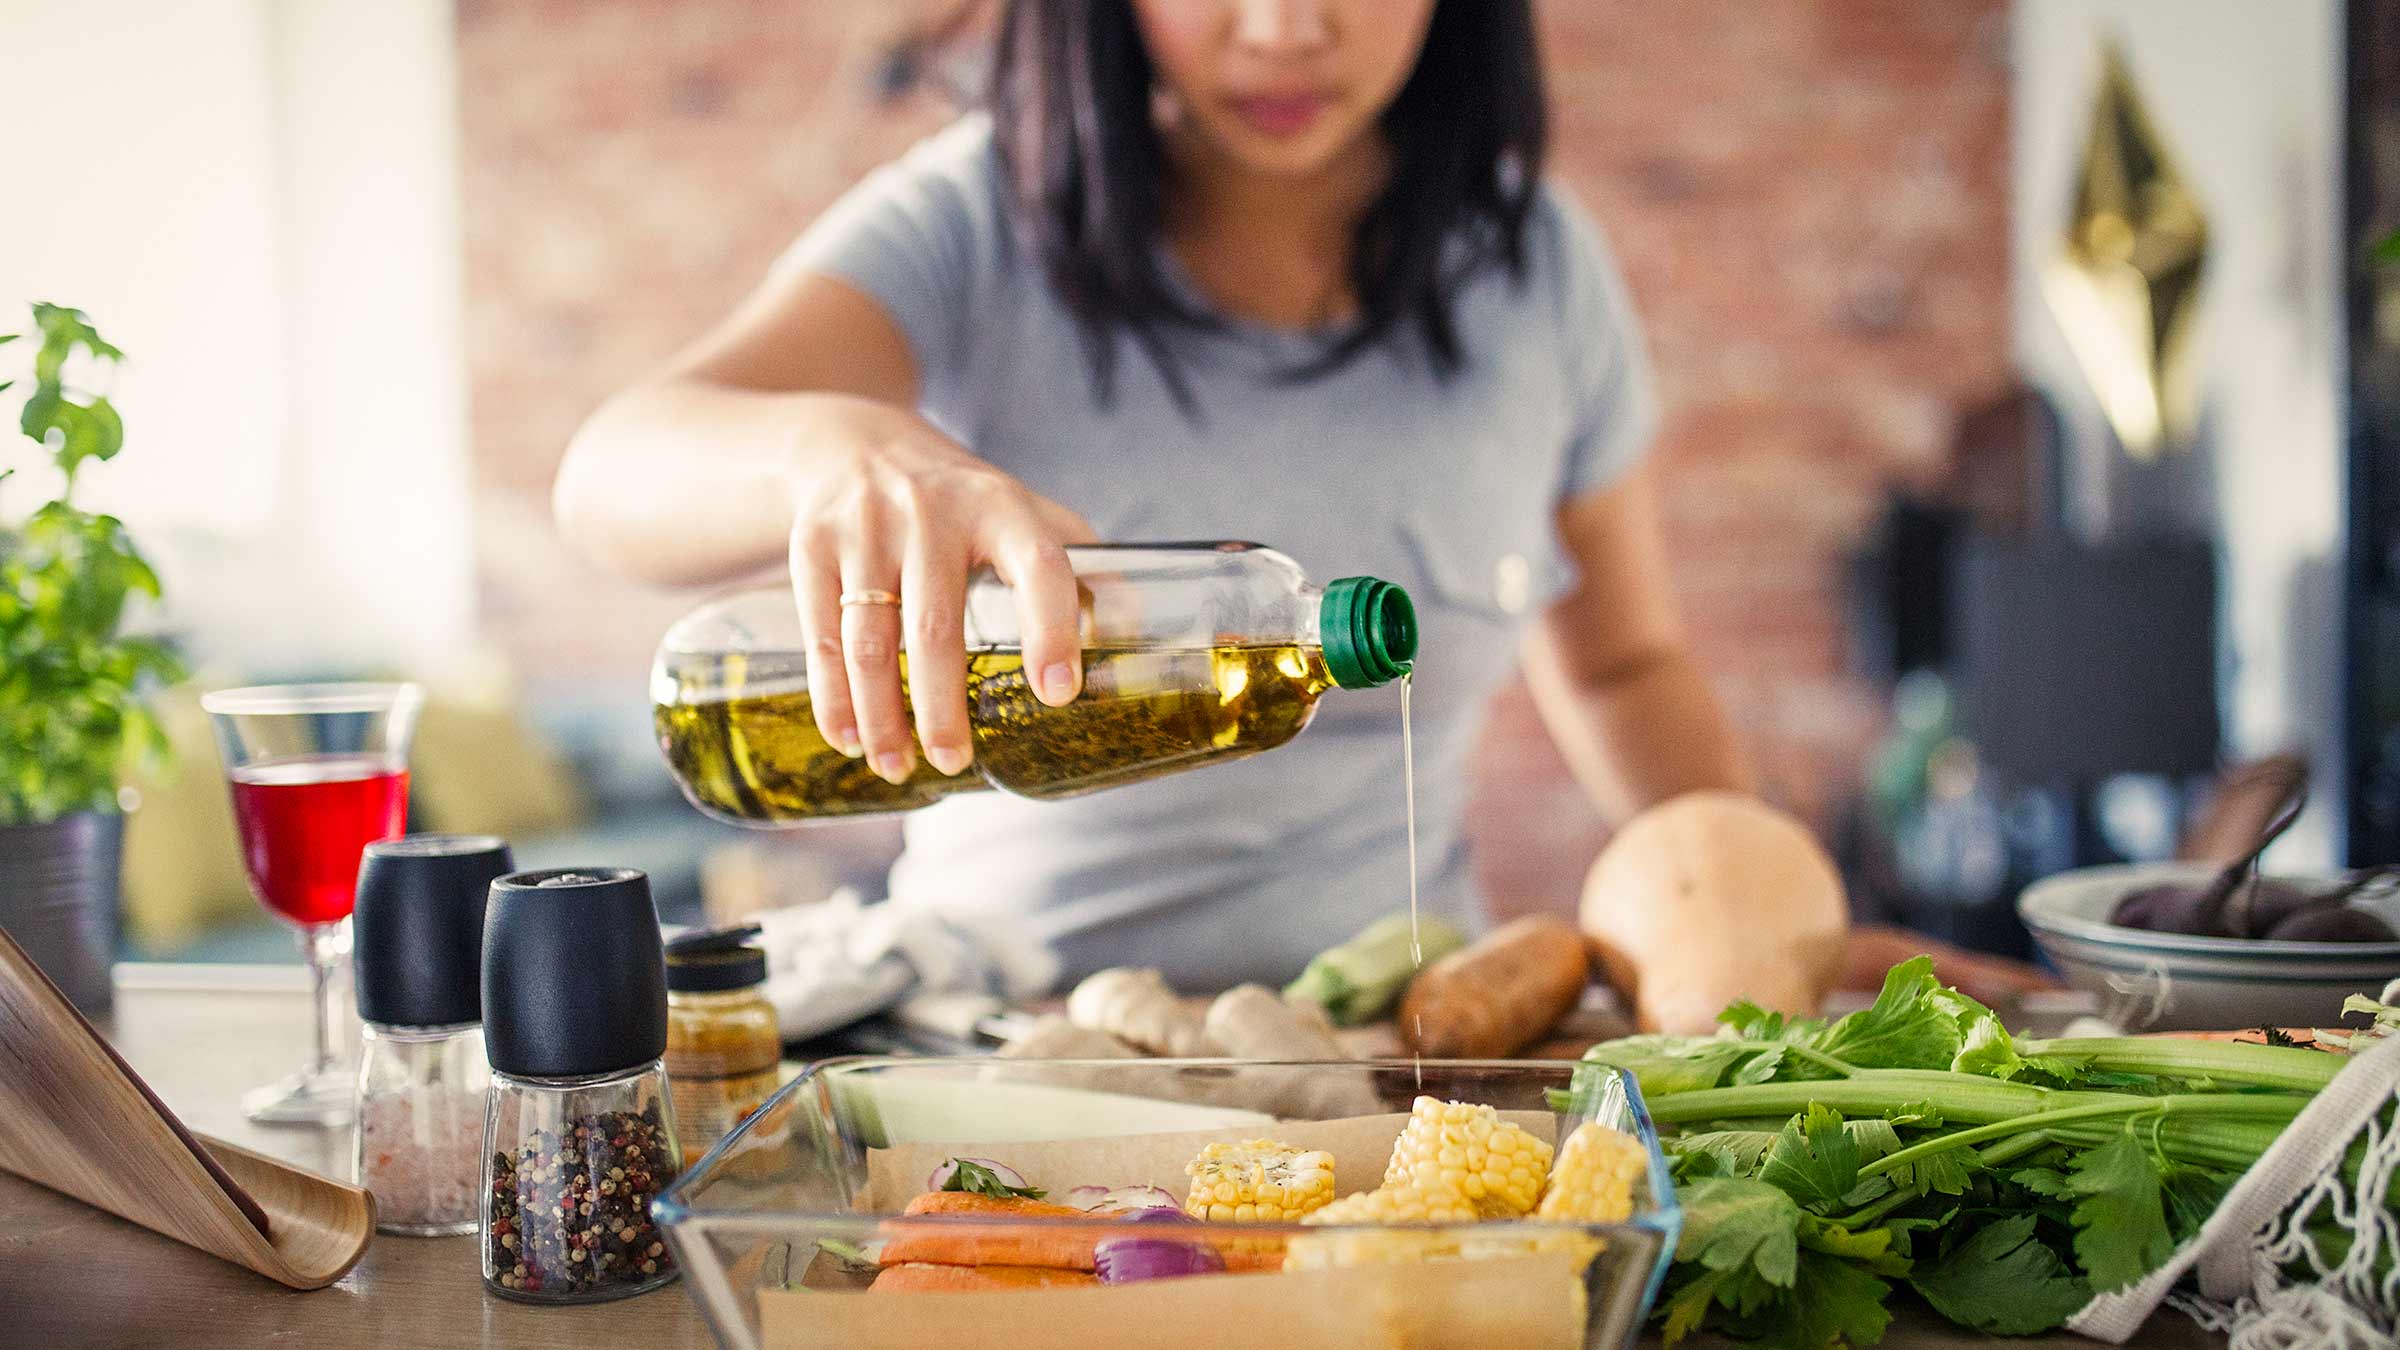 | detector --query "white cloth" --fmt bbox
[2069,1027,2400,1348]
[749,890,1061,1042]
